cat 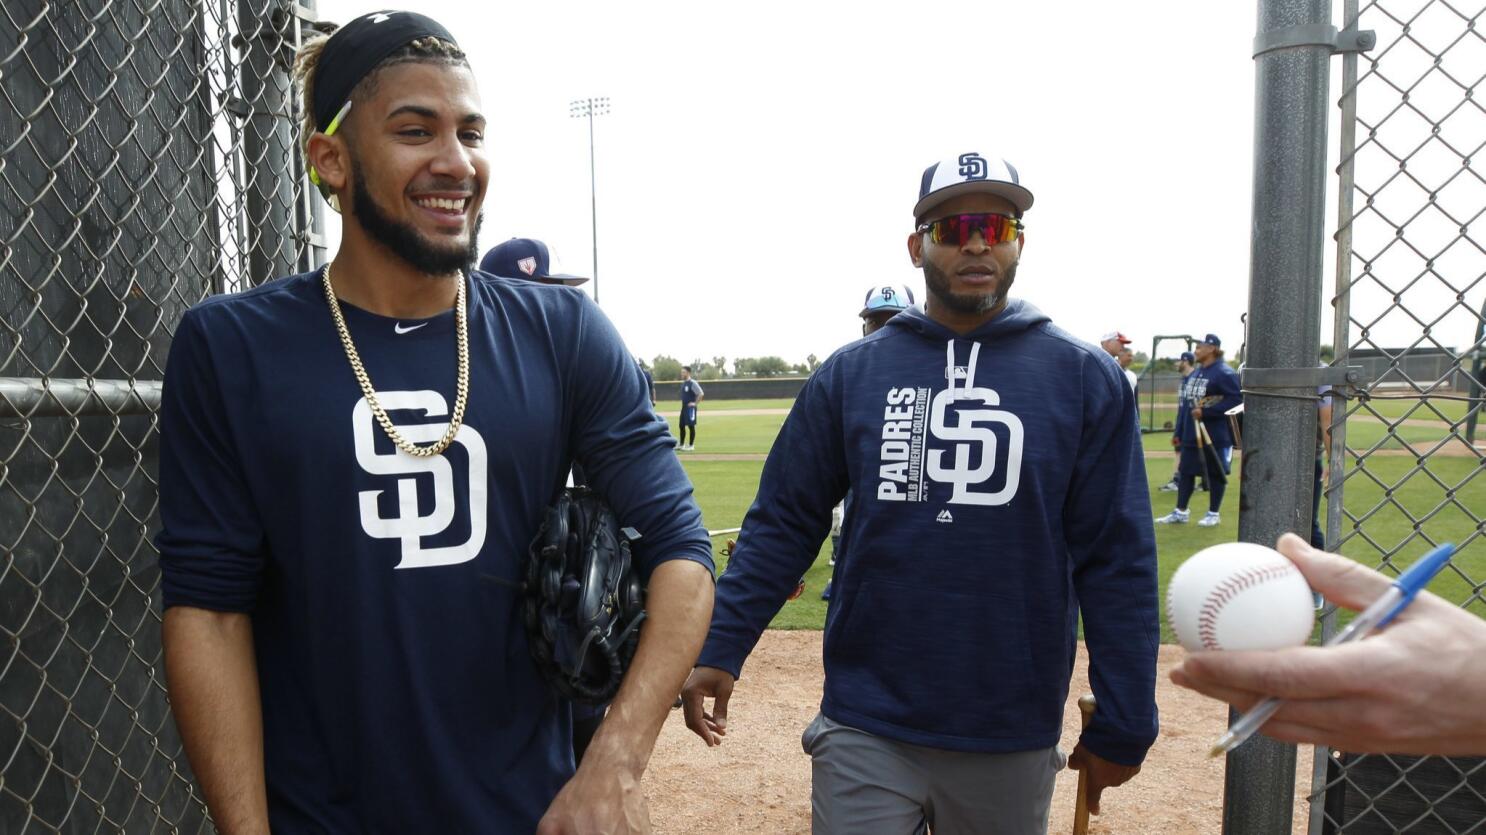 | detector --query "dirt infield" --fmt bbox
[644,631,1311,833]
